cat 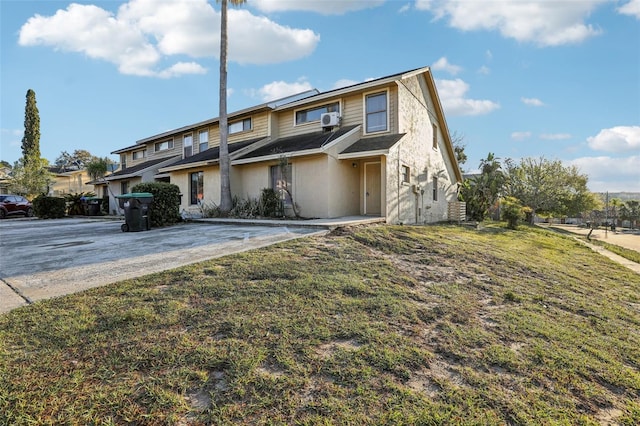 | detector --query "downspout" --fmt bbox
[397,153,401,224]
